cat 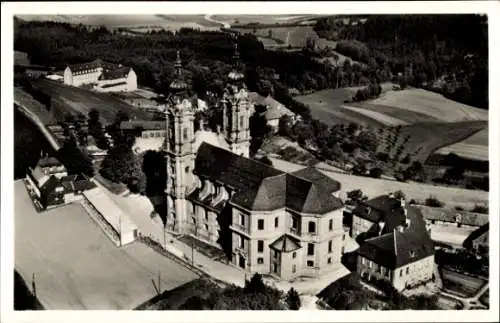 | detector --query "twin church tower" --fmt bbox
[163,42,252,233]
